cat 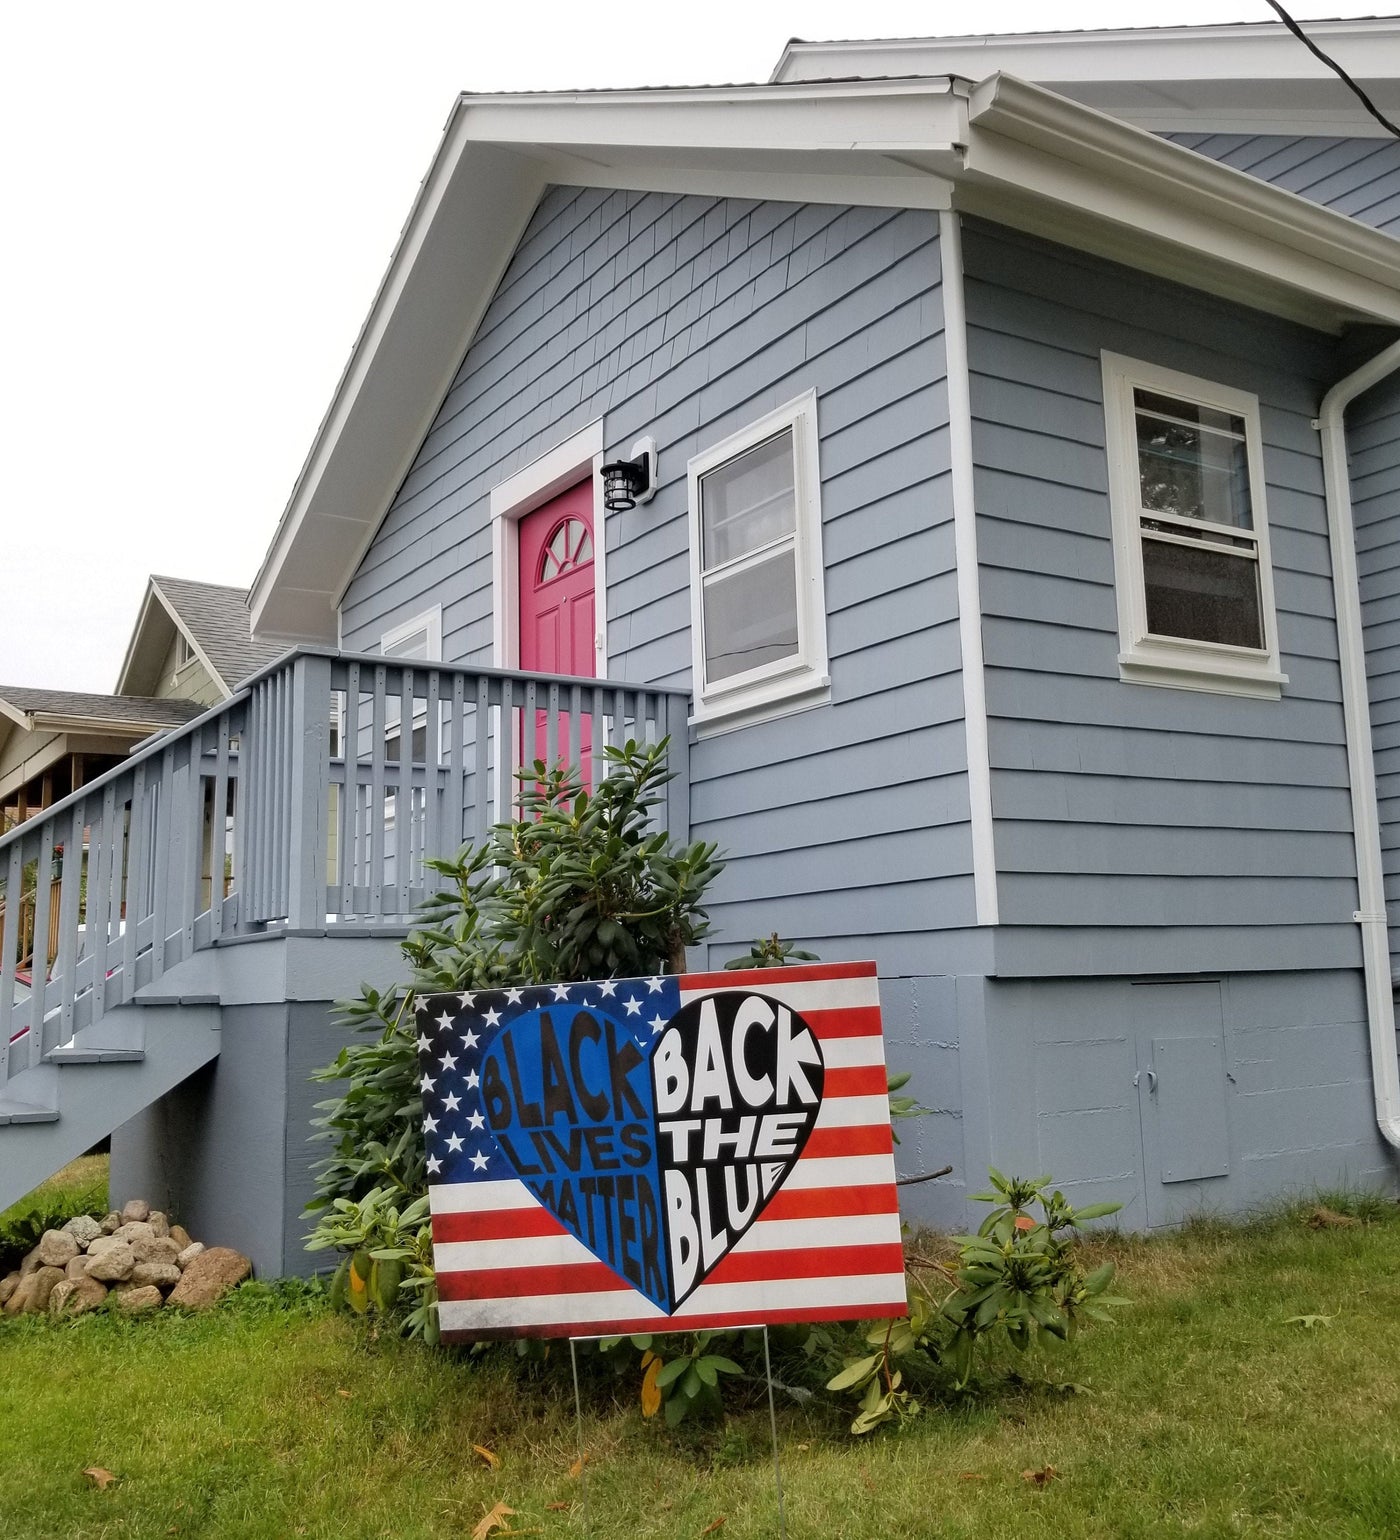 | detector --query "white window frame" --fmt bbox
[1102,352,1287,700]
[687,390,830,731]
